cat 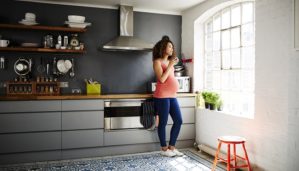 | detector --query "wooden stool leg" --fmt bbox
[233,144,237,169]
[212,142,222,171]
[242,143,252,171]
[227,144,231,171]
